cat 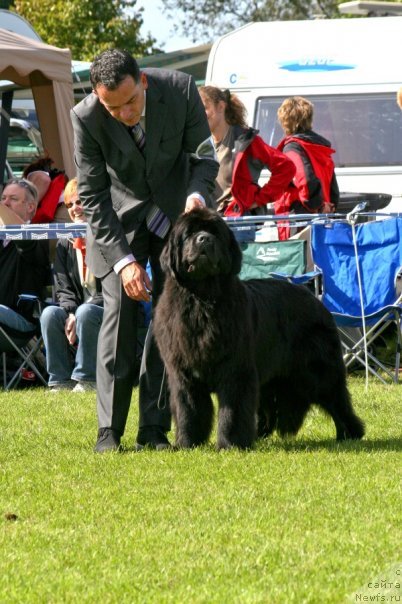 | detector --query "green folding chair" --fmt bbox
[239,239,306,280]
